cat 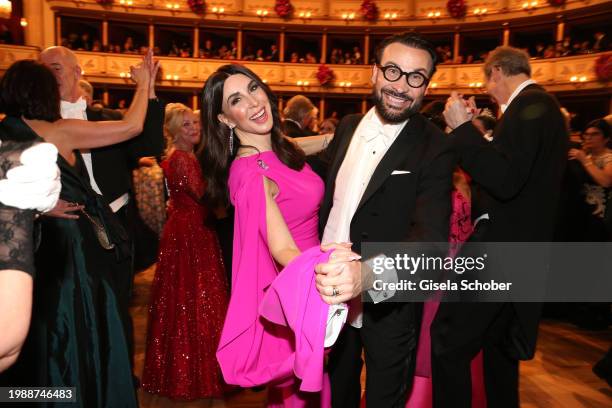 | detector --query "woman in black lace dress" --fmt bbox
[0,135,60,372]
